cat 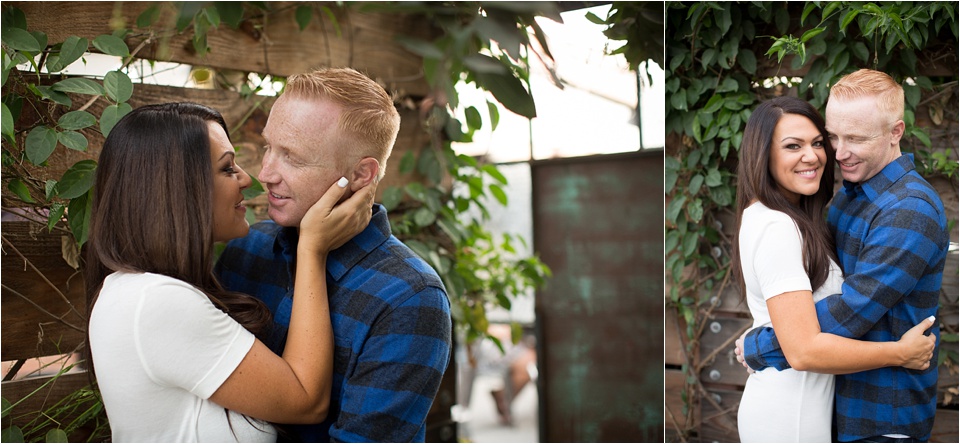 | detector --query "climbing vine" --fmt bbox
[665,1,958,440]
